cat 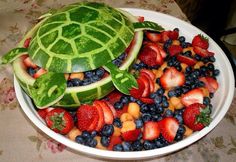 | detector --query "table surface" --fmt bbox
[0,0,236,162]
